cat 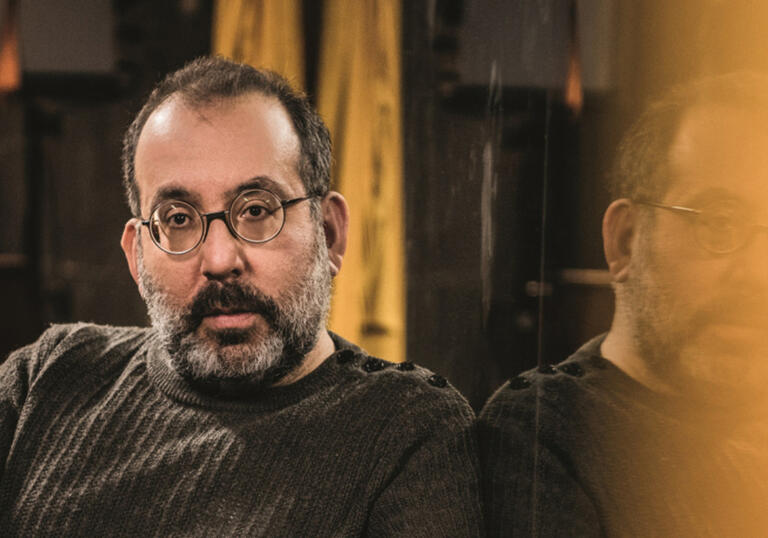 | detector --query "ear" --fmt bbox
[602,198,636,283]
[121,219,141,287]
[321,191,349,277]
